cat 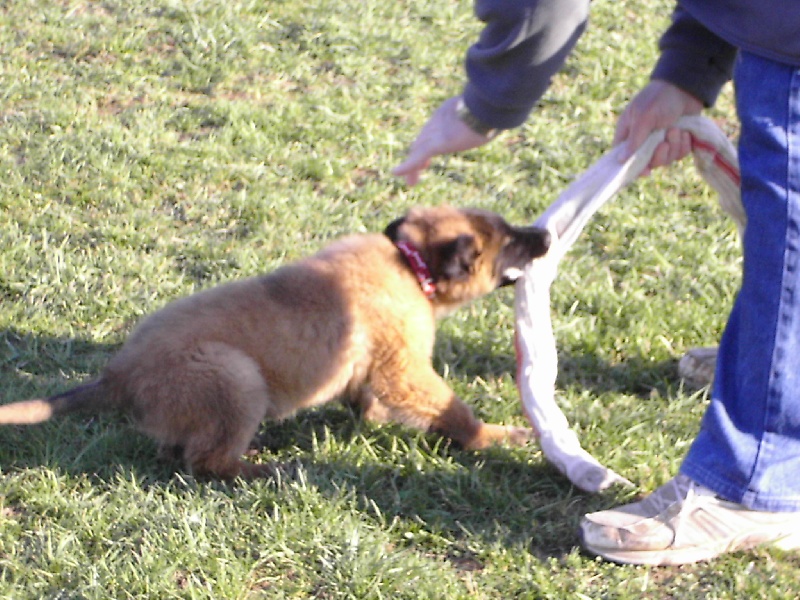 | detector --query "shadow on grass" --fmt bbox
[251,406,626,560]
[0,327,119,383]
[436,329,683,400]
